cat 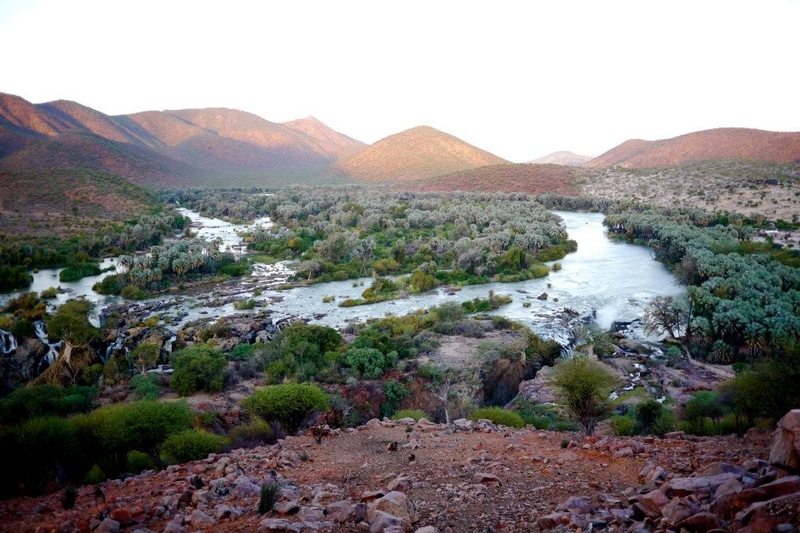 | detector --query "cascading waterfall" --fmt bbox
[0,329,17,354]
[104,334,128,364]
[33,321,63,373]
